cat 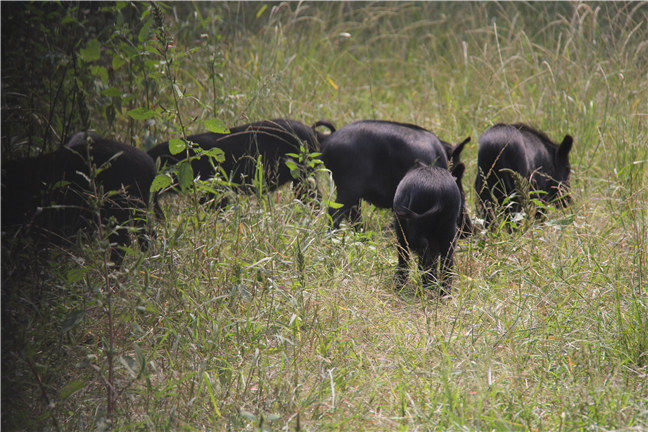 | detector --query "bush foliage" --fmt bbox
[2,2,647,431]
